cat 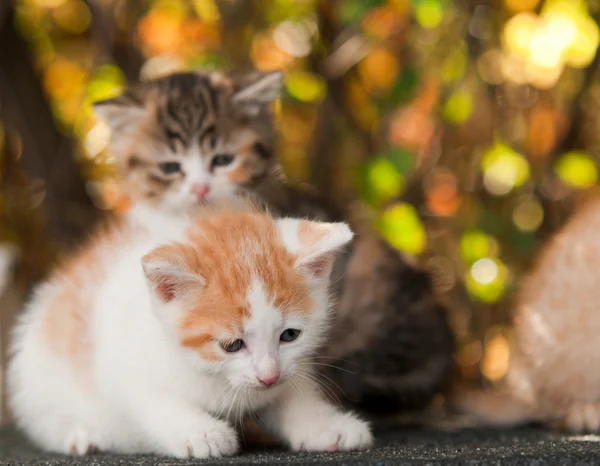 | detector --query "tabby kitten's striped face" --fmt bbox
[93,71,281,212]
